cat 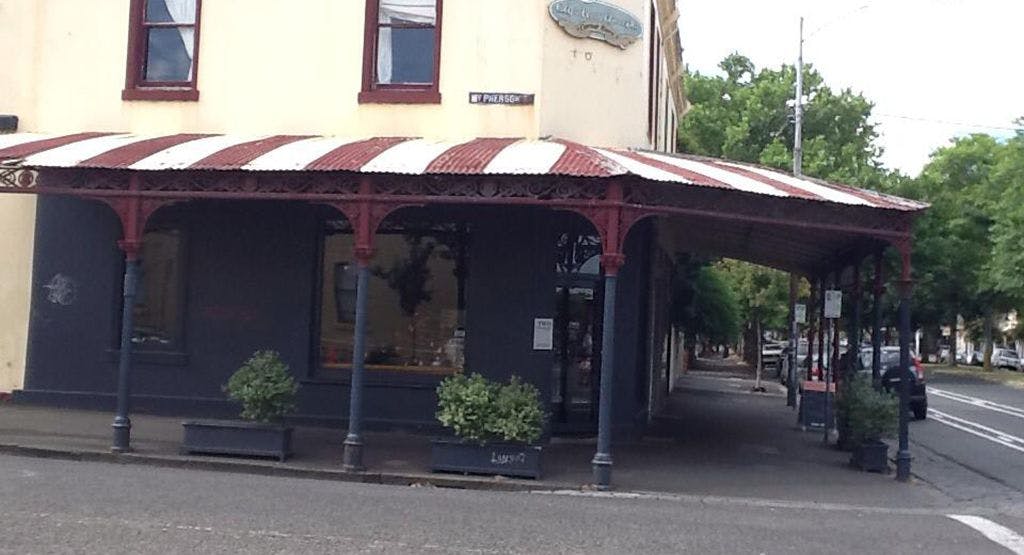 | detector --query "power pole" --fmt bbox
[788,17,804,410]
[793,16,804,177]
